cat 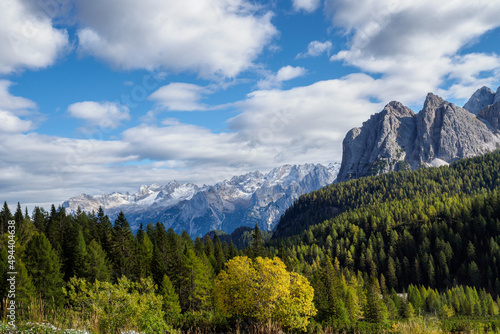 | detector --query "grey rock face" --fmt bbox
[337,101,415,182]
[478,101,500,132]
[63,163,340,236]
[463,86,495,114]
[495,86,500,105]
[337,92,500,182]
